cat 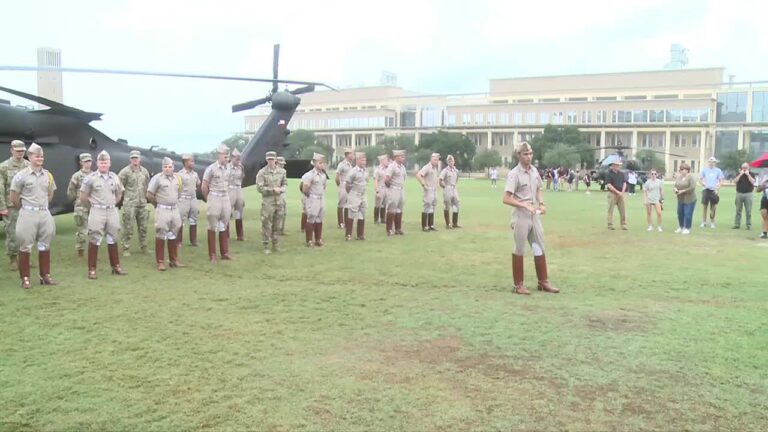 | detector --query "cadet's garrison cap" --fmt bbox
[343,147,354,154]
[231,148,242,158]
[515,141,533,153]
[355,152,366,159]
[97,150,111,161]
[216,143,230,154]
[312,152,325,162]
[27,143,43,155]
[10,140,26,151]
[446,154,455,161]
[129,150,141,159]
[431,152,441,158]
[392,149,406,157]
[162,157,174,166]
[79,153,92,162]
[377,154,388,162]
[265,151,276,160]
[276,156,285,164]
[181,153,194,162]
